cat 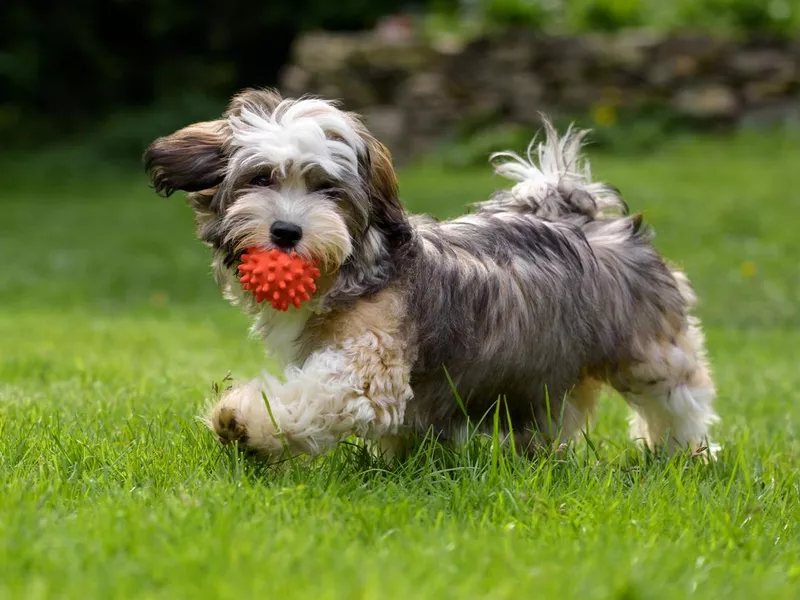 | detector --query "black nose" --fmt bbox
[270,221,303,248]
